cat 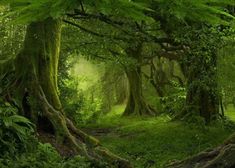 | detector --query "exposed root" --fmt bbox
[94,146,132,168]
[166,133,235,168]
[123,97,157,116]
[66,118,100,147]
[38,86,132,167]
